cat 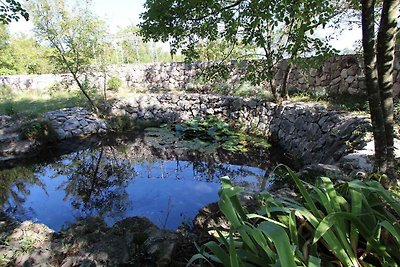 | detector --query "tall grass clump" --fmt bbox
[189,166,400,266]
